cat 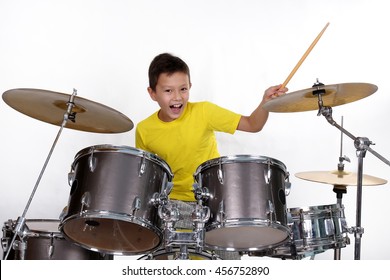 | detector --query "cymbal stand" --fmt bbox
[3,89,78,260]
[331,117,350,260]
[313,81,390,260]
[332,185,347,260]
